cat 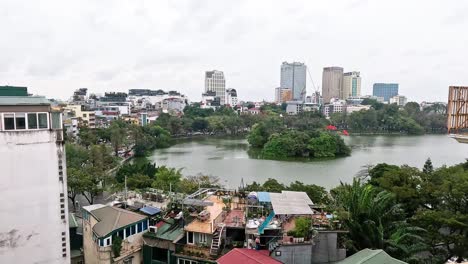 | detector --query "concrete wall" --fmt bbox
[311,232,346,263]
[271,243,313,264]
[0,130,70,264]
